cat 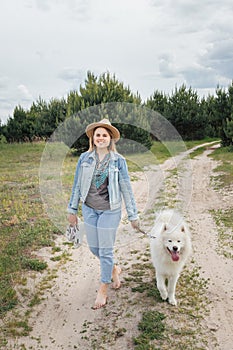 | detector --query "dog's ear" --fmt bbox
[160,223,168,234]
